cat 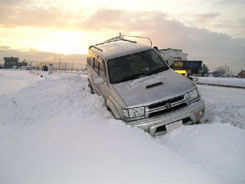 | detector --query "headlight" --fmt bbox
[185,89,199,102]
[123,106,145,119]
